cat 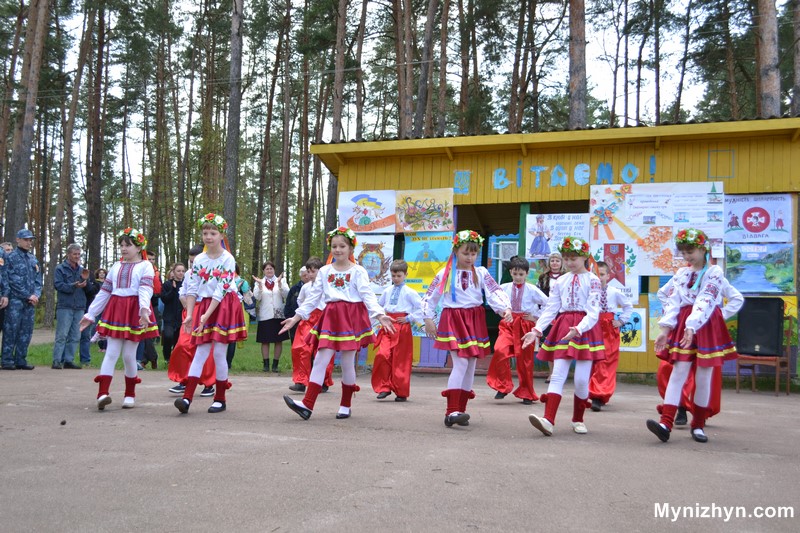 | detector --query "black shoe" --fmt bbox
[395,396,407,402]
[51,363,63,369]
[288,383,306,392]
[0,366,15,370]
[675,407,688,426]
[15,364,34,370]
[283,395,311,420]
[444,413,470,427]
[646,419,670,442]
[336,412,350,419]
[271,361,280,373]
[174,398,191,414]
[591,399,602,412]
[208,401,226,413]
[63,361,82,369]
[262,362,270,372]
[199,386,215,397]
[169,384,186,394]
[321,385,329,393]
[691,428,708,443]
[376,391,391,399]
[494,392,507,400]
[522,399,533,405]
